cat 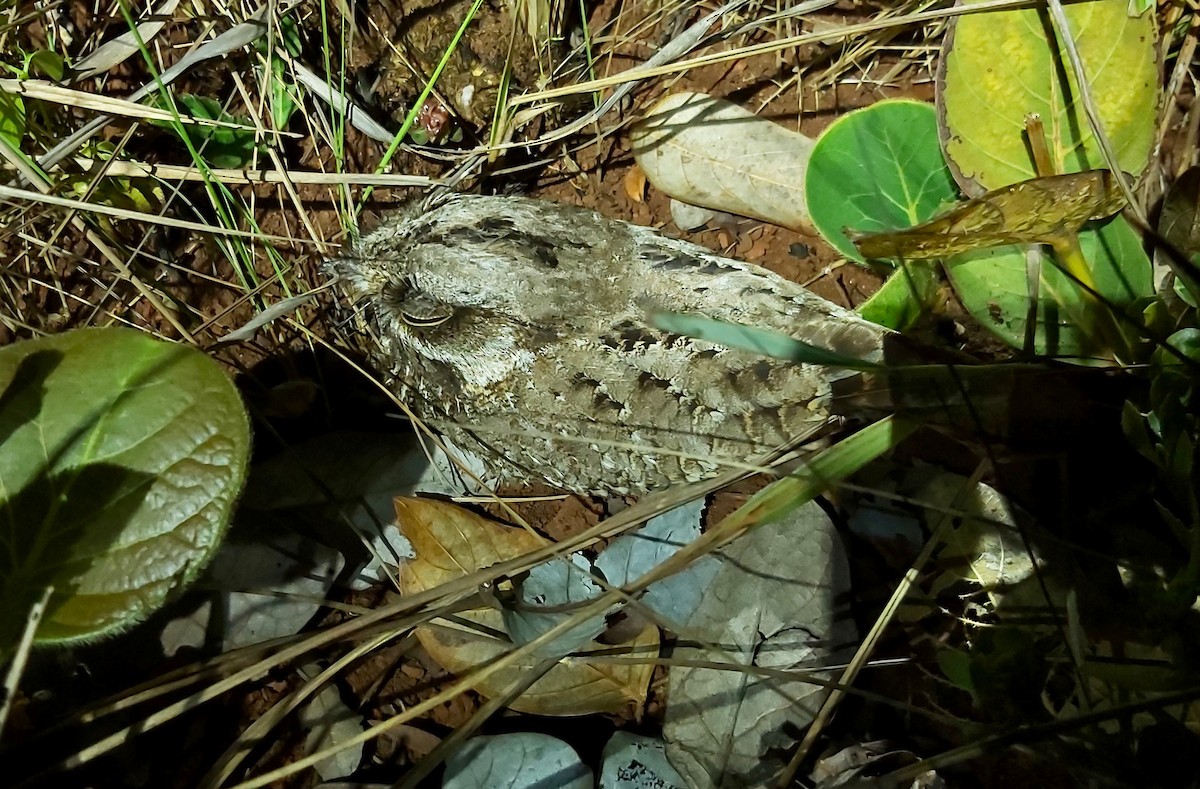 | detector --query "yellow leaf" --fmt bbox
[941,0,1157,190]
[395,497,658,716]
